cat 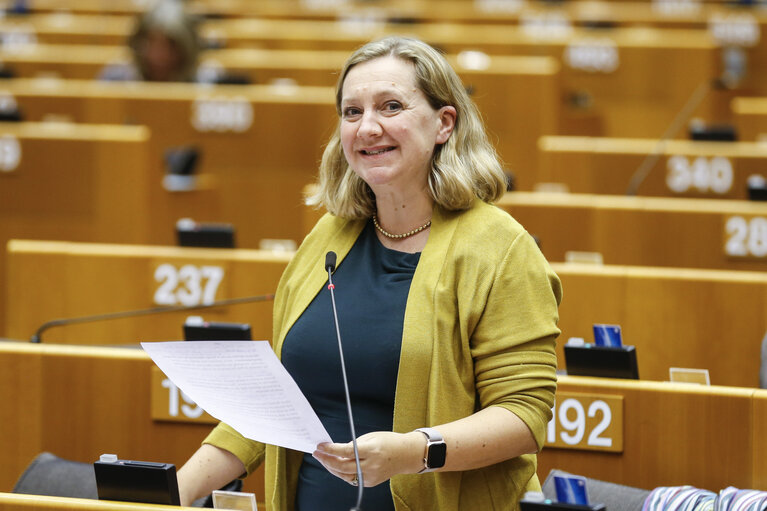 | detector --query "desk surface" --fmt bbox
[0,492,193,510]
